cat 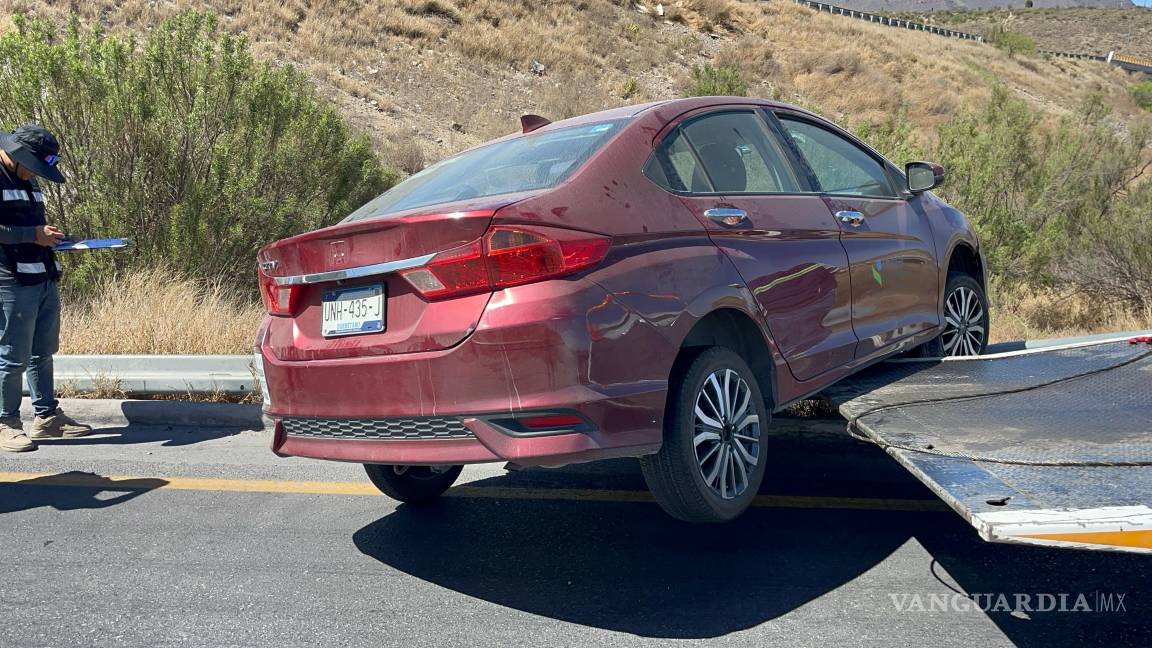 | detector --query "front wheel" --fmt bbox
[363,464,463,503]
[919,272,989,357]
[640,347,769,523]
